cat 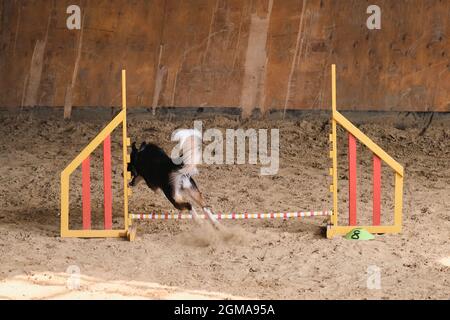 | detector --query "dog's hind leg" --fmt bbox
[182,184,219,228]
[173,200,203,225]
[201,206,219,227]
[190,207,203,225]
